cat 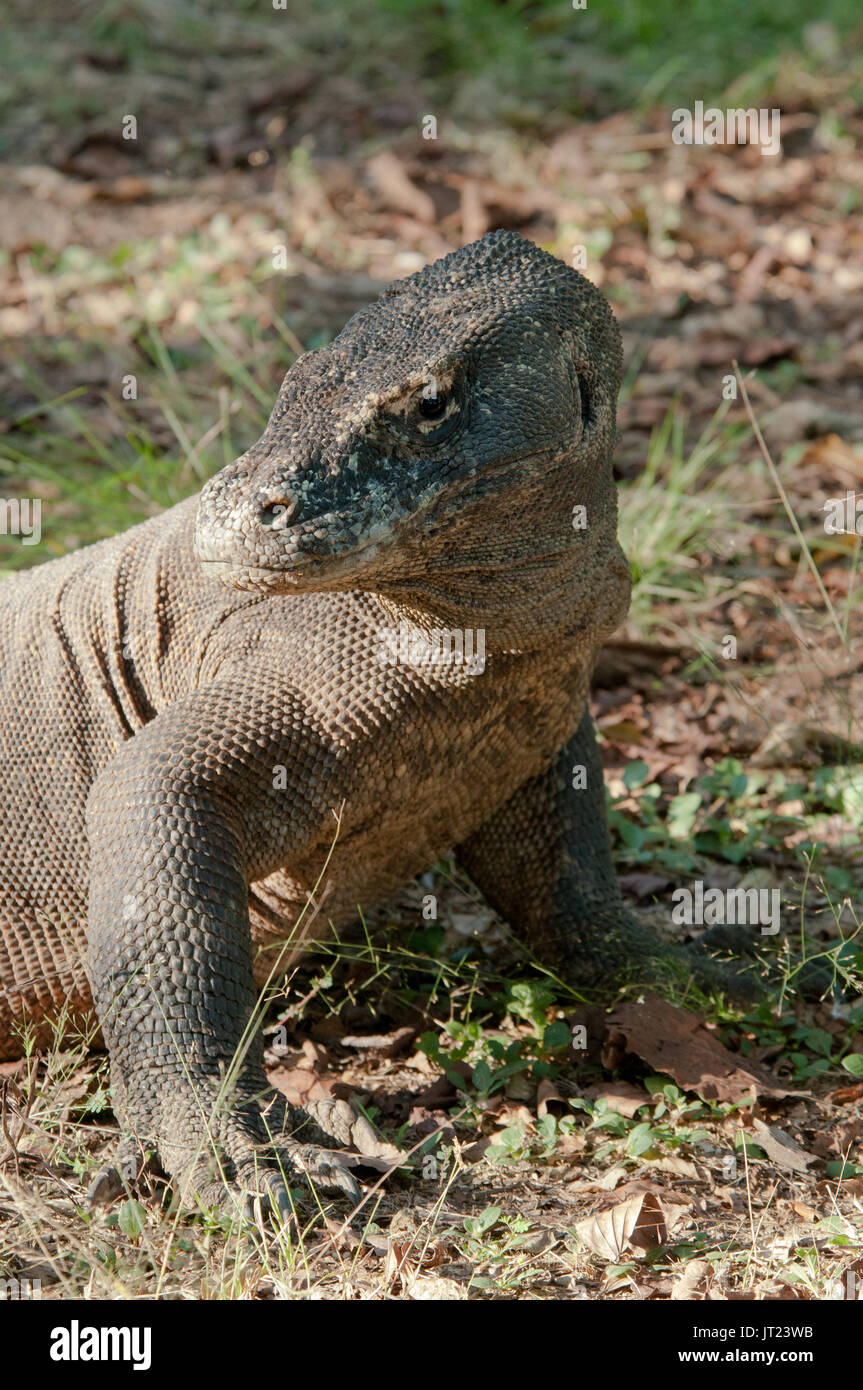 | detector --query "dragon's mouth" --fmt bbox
[196,527,397,592]
[195,446,559,594]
